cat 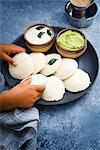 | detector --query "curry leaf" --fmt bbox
[48,58,58,65]
[47,30,52,36]
[37,32,45,38]
[36,26,45,30]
